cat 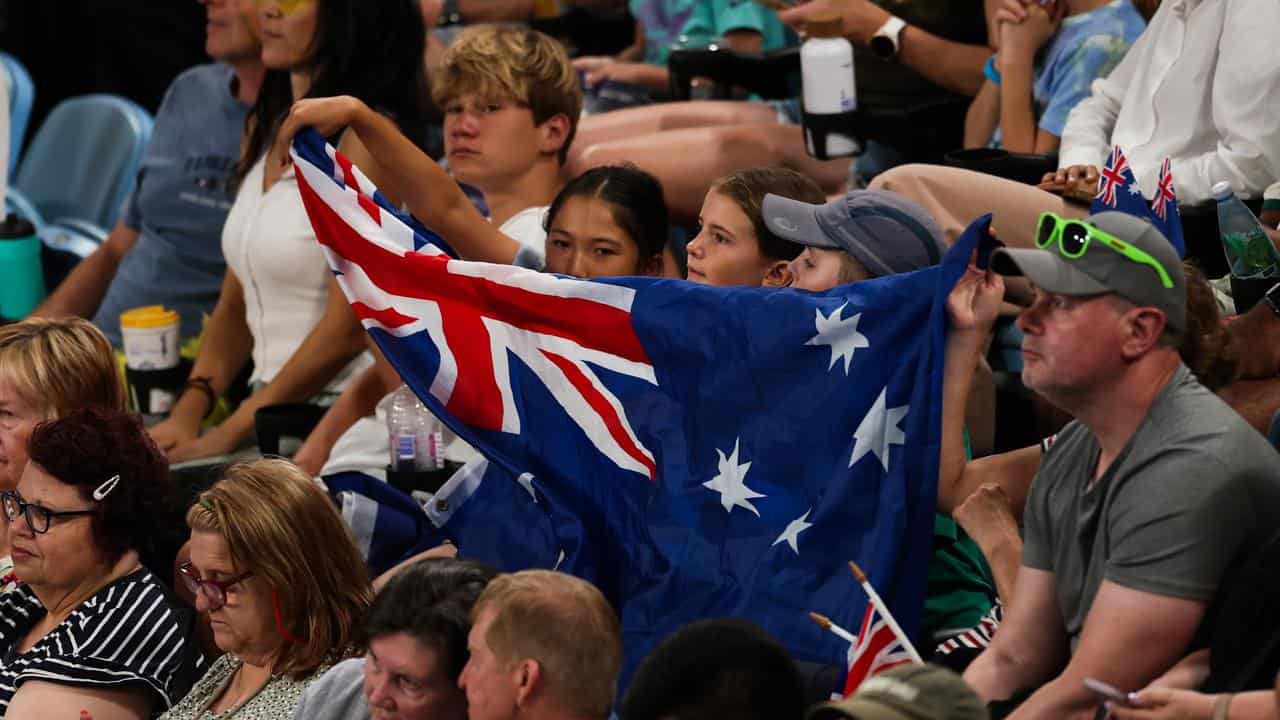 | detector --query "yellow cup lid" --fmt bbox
[120,306,180,329]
